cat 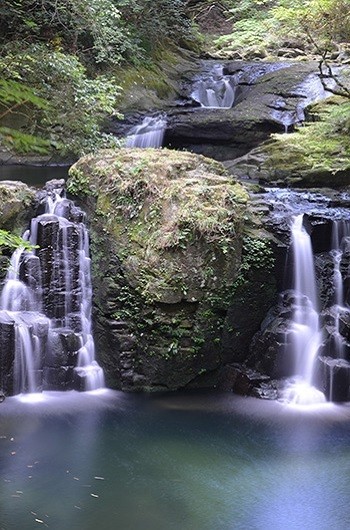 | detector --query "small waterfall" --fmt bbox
[330,220,350,358]
[0,248,35,311]
[0,184,104,395]
[125,116,167,148]
[283,215,326,404]
[191,64,236,109]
